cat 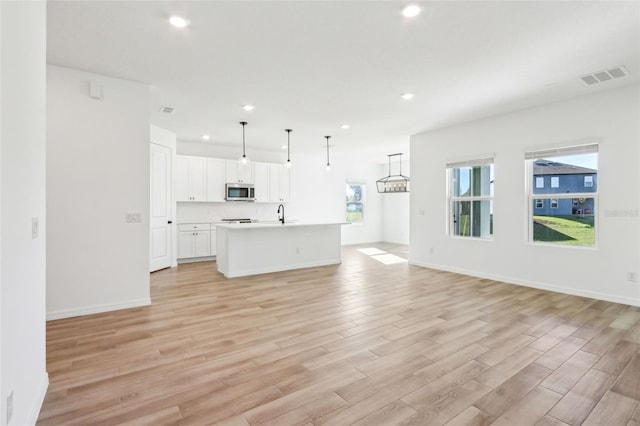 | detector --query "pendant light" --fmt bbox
[239,121,249,165]
[325,136,331,172]
[285,129,292,168]
[376,153,410,193]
